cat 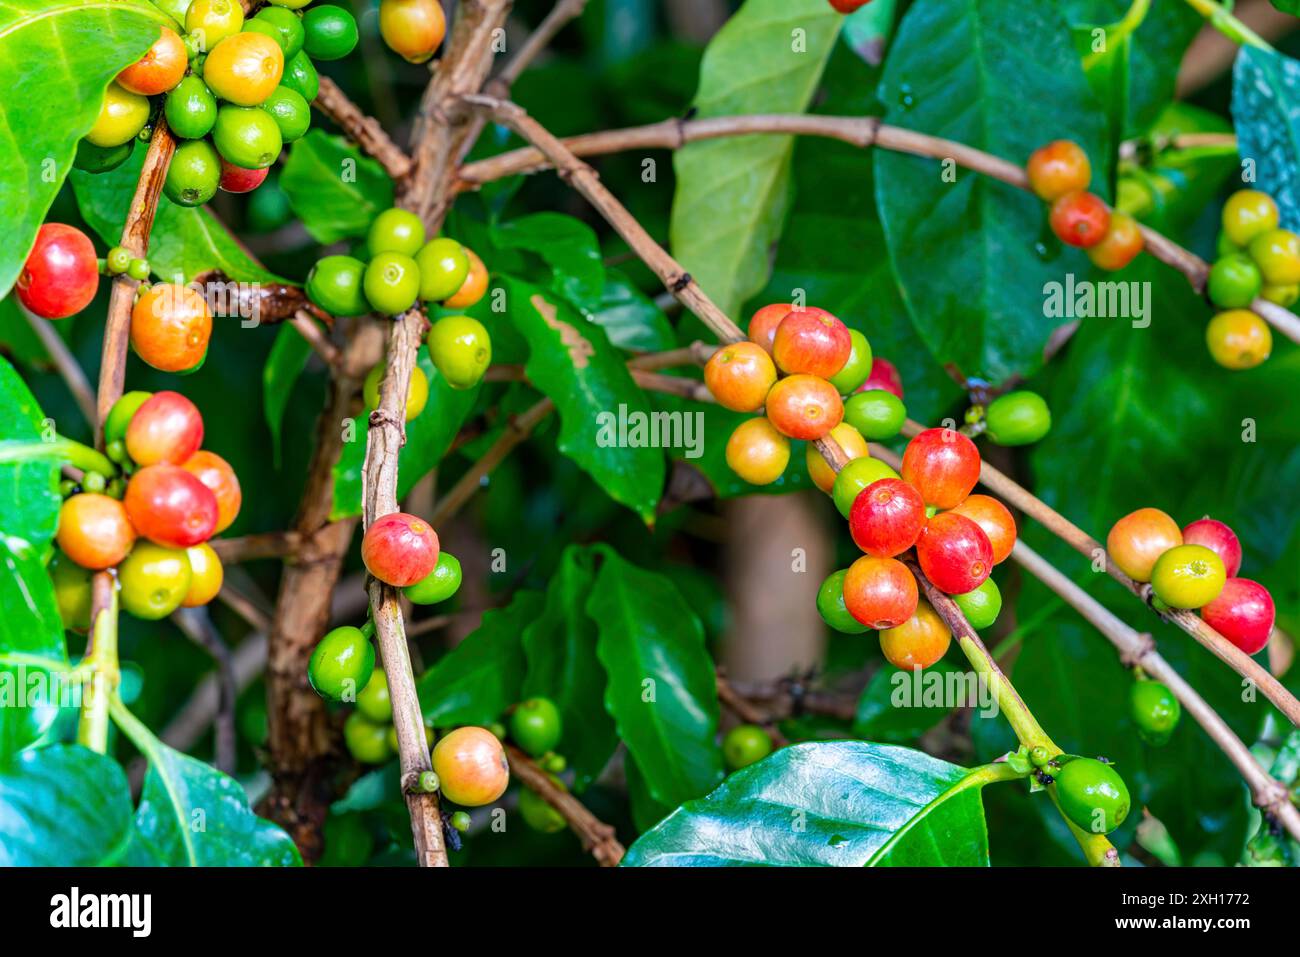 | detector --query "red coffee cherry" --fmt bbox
[16,224,99,320]
[915,512,993,595]
[361,512,440,587]
[900,428,981,509]
[842,555,918,630]
[947,494,1017,565]
[125,390,204,466]
[1200,577,1275,655]
[857,356,903,400]
[1049,191,1111,248]
[219,160,269,194]
[771,307,852,379]
[704,341,777,412]
[849,478,926,558]
[747,303,794,355]
[1106,507,1182,583]
[130,283,213,373]
[1181,517,1242,578]
[880,600,951,670]
[124,463,220,548]
[764,374,843,441]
